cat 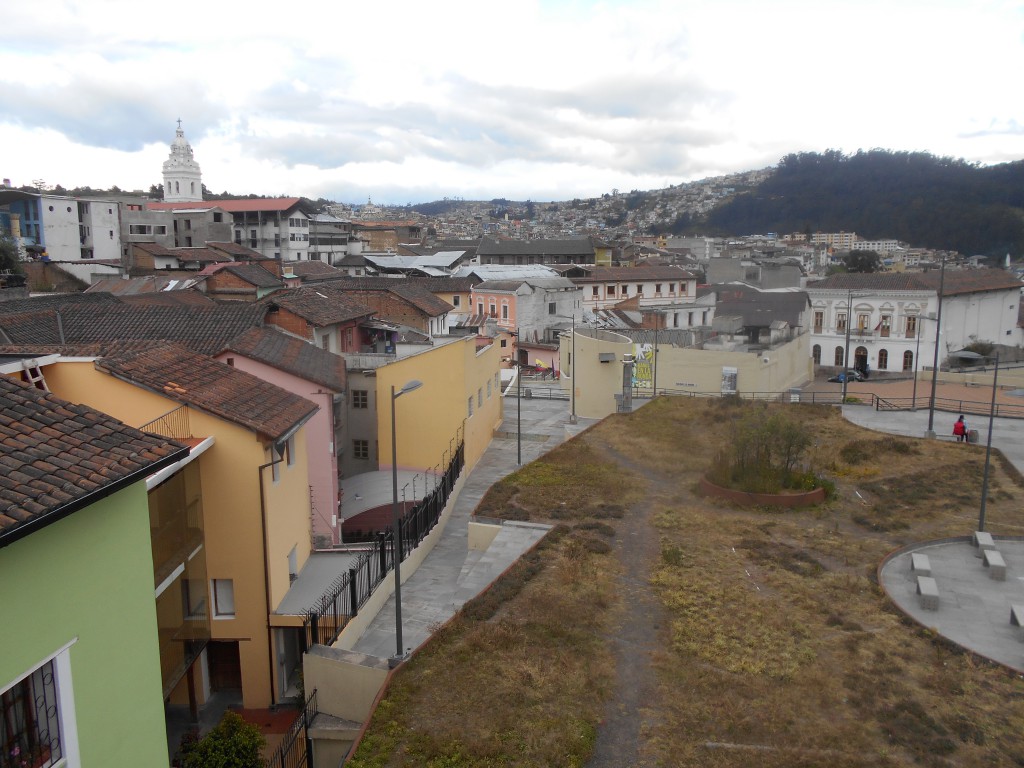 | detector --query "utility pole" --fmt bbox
[926,254,947,438]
